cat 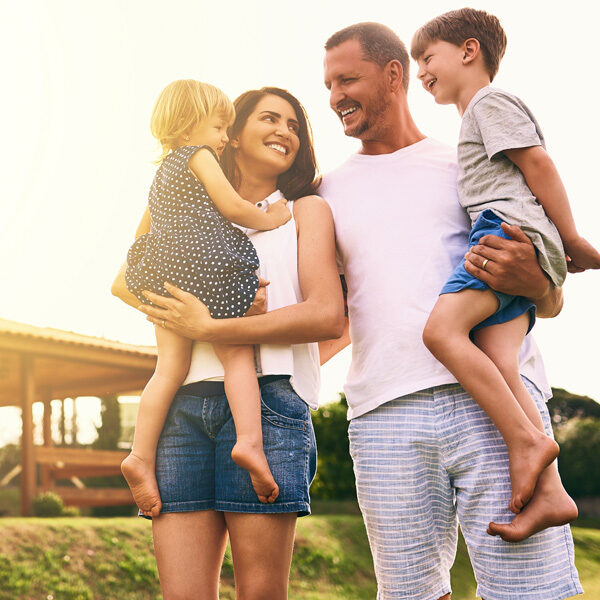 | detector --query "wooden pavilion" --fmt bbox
[0,318,157,515]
